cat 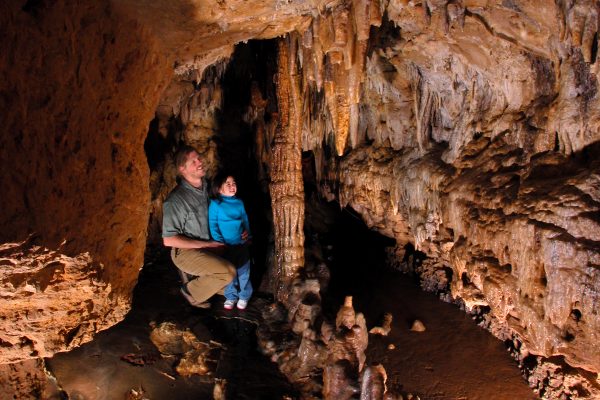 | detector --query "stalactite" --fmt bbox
[269,35,306,303]
[288,0,382,156]
[409,64,440,154]
[257,3,392,396]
